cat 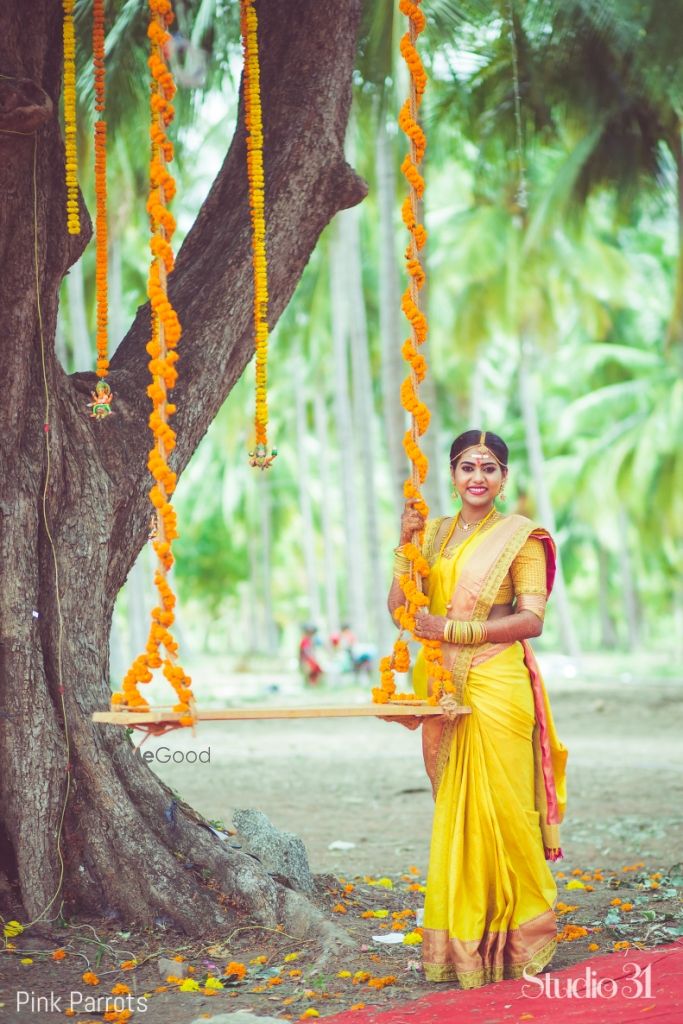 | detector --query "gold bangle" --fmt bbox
[447,620,487,645]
